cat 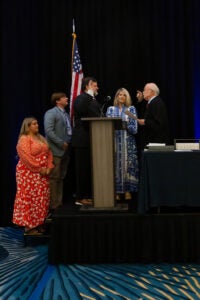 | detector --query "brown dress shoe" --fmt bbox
[115,194,120,201]
[24,228,42,235]
[125,192,132,200]
[80,199,93,205]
